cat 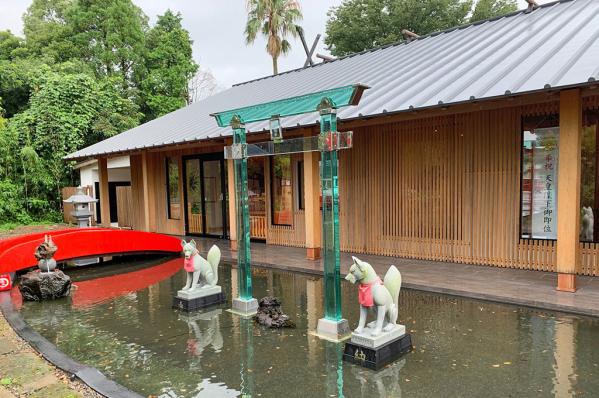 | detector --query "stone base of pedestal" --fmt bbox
[19,270,71,301]
[316,318,351,342]
[231,297,259,316]
[172,286,226,312]
[343,325,412,370]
